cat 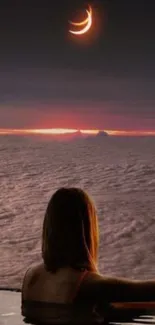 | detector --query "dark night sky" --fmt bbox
[0,0,155,131]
